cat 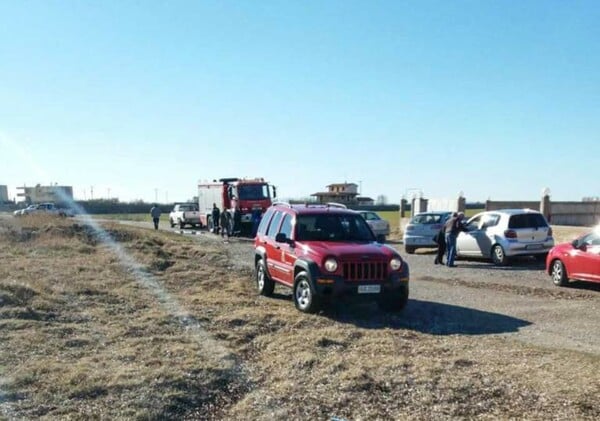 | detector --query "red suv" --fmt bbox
[253,203,410,313]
